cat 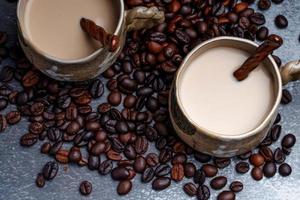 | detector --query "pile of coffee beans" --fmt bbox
[0,0,297,199]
